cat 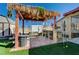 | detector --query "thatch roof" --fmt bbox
[7,4,60,21]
